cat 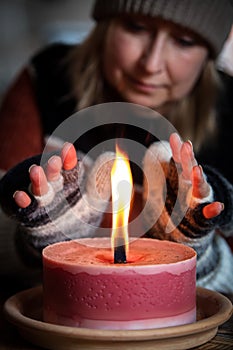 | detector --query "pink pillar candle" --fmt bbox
[42,238,196,330]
